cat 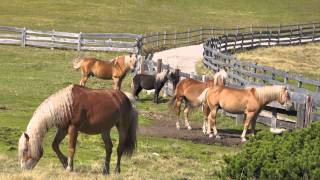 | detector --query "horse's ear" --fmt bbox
[250,87,256,94]
[24,133,30,142]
